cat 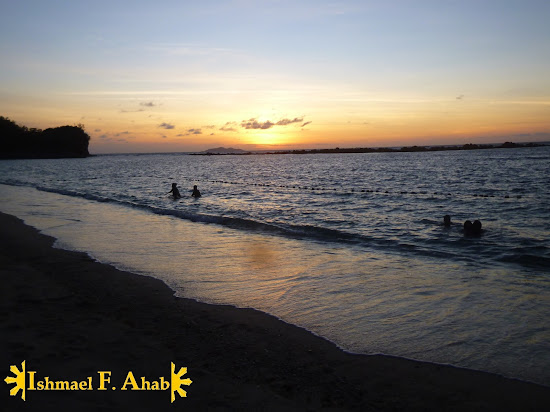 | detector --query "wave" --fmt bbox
[497,251,550,271]
[1,180,463,260]
[3,180,545,270]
